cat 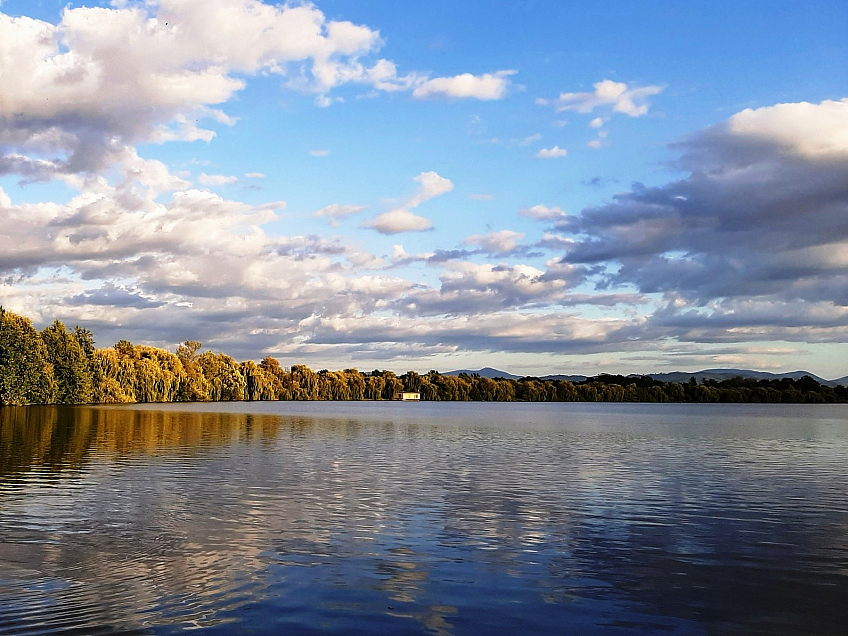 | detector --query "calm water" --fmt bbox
[1,402,847,635]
